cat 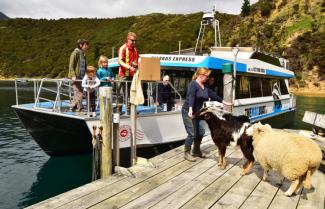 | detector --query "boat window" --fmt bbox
[235,76,250,99]
[261,78,272,96]
[250,77,263,98]
[280,79,289,95]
